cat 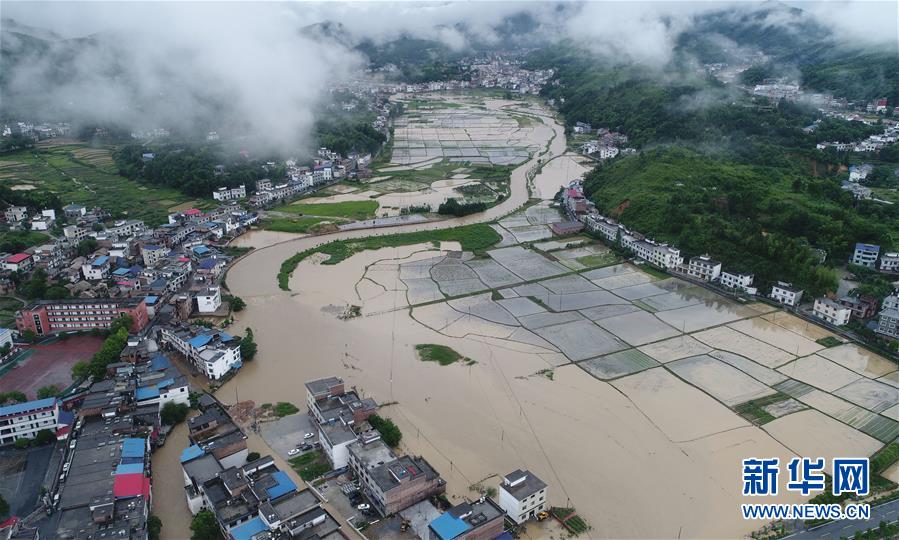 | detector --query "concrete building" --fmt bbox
[348,440,445,516]
[15,297,150,336]
[838,295,879,320]
[159,325,242,380]
[687,255,722,282]
[211,185,246,201]
[319,423,357,469]
[195,286,222,313]
[4,206,27,222]
[81,255,111,280]
[497,469,548,524]
[2,253,33,273]
[880,252,899,273]
[770,282,804,307]
[876,308,899,339]
[0,397,60,445]
[813,297,852,326]
[63,224,88,243]
[719,271,756,294]
[851,243,880,268]
[141,244,166,267]
[428,497,506,540]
